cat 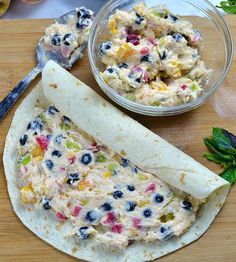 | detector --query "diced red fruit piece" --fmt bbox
[125,27,133,35]
[105,211,117,225]
[148,38,157,45]
[73,206,82,217]
[88,142,100,152]
[23,166,28,174]
[68,156,76,164]
[145,183,156,193]
[62,46,71,58]
[143,70,149,82]
[190,35,200,45]
[36,135,49,150]
[91,142,97,147]
[126,34,140,46]
[181,84,187,90]
[90,146,99,152]
[111,224,123,234]
[132,66,143,73]
[132,217,142,229]
[132,66,147,82]
[59,167,66,173]
[140,47,150,55]
[56,212,67,222]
